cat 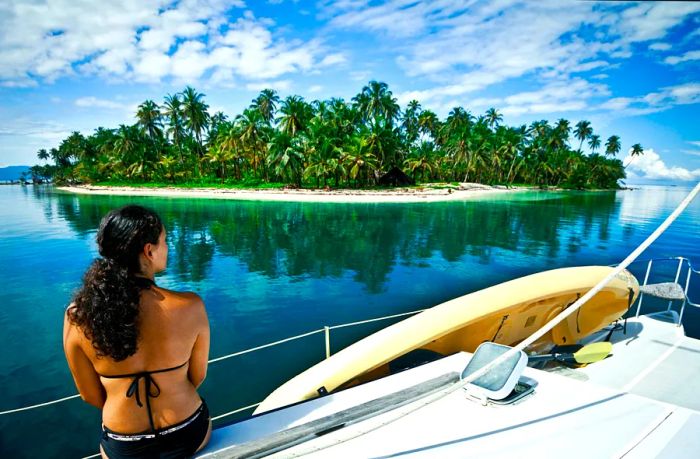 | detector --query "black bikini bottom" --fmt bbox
[100,401,210,459]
